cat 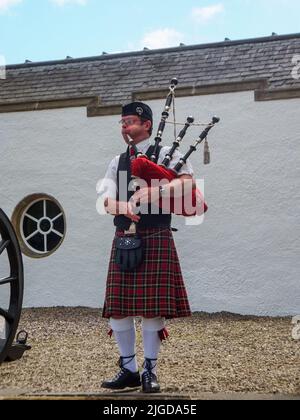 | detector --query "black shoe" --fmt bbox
[141,358,161,393]
[101,355,141,390]
[102,368,141,390]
